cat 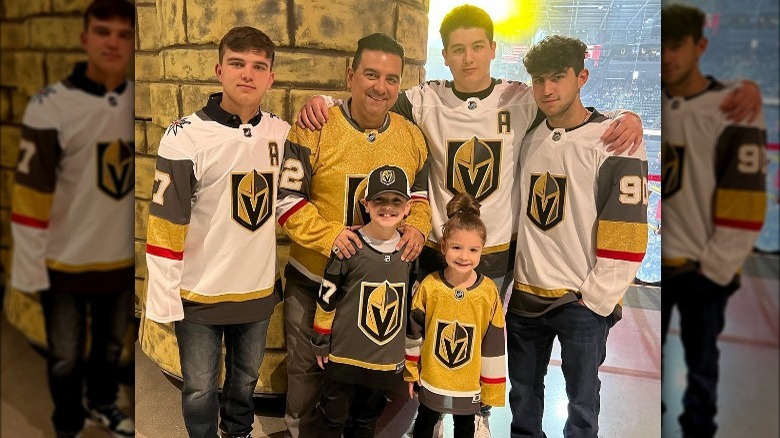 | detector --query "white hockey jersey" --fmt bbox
[395,79,537,277]
[511,112,648,317]
[145,93,290,323]
[661,78,767,285]
[11,62,134,293]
